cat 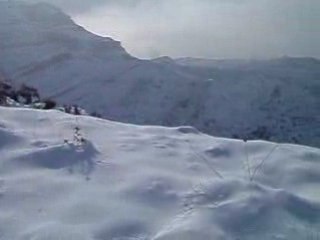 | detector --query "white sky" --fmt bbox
[27,0,320,59]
